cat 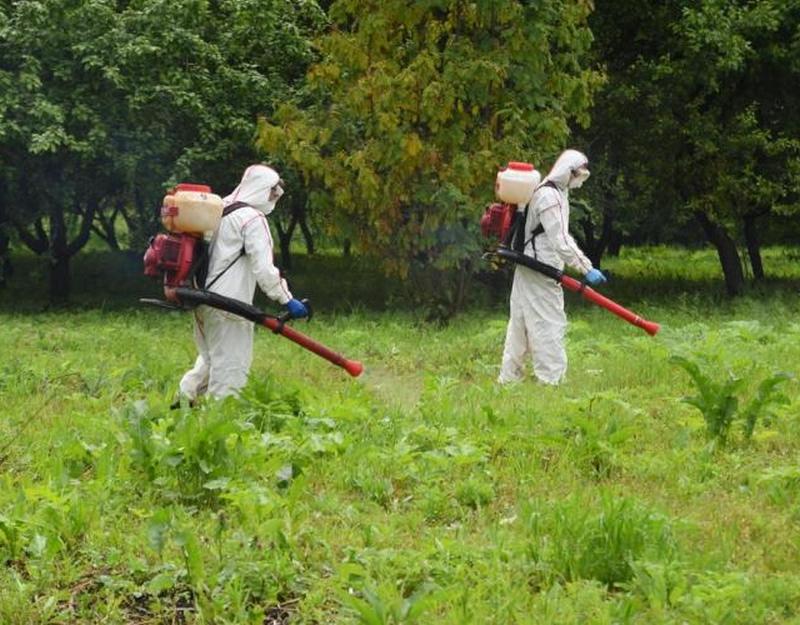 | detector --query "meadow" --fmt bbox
[1,246,800,624]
